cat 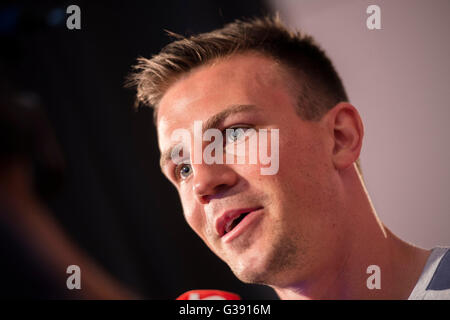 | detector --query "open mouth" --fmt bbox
[216,207,263,238]
[224,212,250,234]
